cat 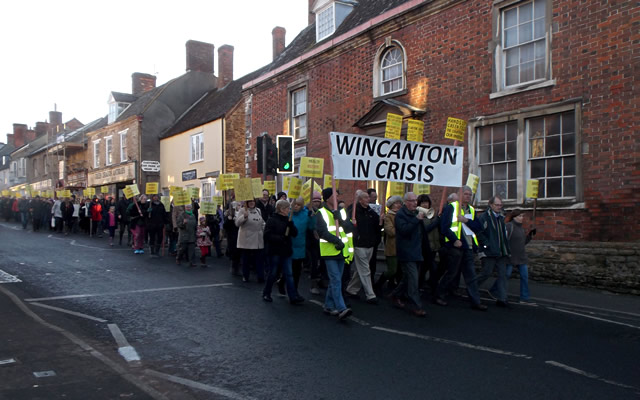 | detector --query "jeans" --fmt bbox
[20,212,29,229]
[436,247,482,305]
[392,261,422,309]
[491,264,530,301]
[473,256,509,302]
[264,255,298,300]
[324,258,348,312]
